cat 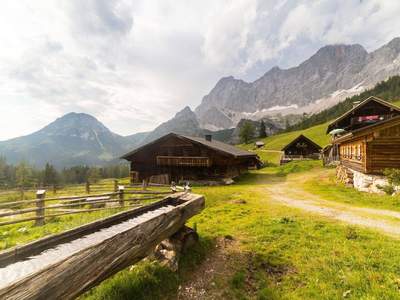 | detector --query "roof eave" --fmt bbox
[327,96,400,133]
